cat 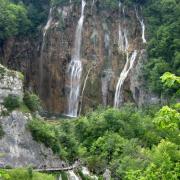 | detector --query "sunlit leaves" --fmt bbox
[161,72,180,88]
